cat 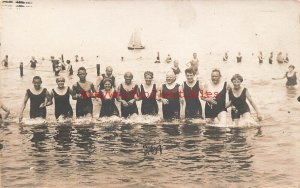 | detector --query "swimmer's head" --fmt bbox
[185,68,195,83]
[211,69,221,84]
[173,60,179,67]
[66,60,70,64]
[166,71,176,84]
[56,76,65,88]
[77,67,87,81]
[106,66,113,76]
[231,74,243,89]
[288,65,295,71]
[103,78,113,90]
[144,71,153,85]
[193,53,197,58]
[32,76,42,89]
[124,72,133,84]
